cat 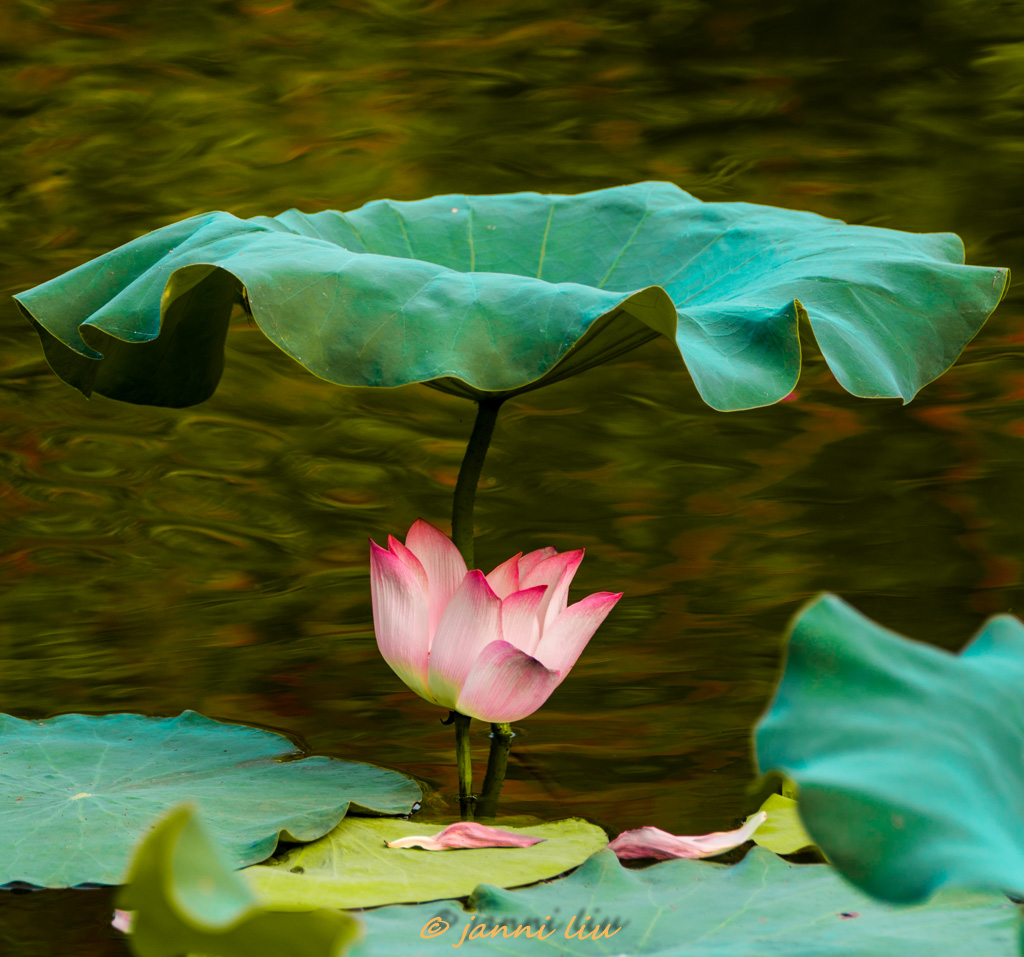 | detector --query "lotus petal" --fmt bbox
[111,910,134,934]
[609,812,768,861]
[386,821,546,851]
[517,547,558,579]
[485,552,521,600]
[405,519,467,640]
[499,585,547,656]
[368,540,431,702]
[534,591,623,672]
[522,549,584,631]
[427,571,502,708]
[455,641,561,723]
